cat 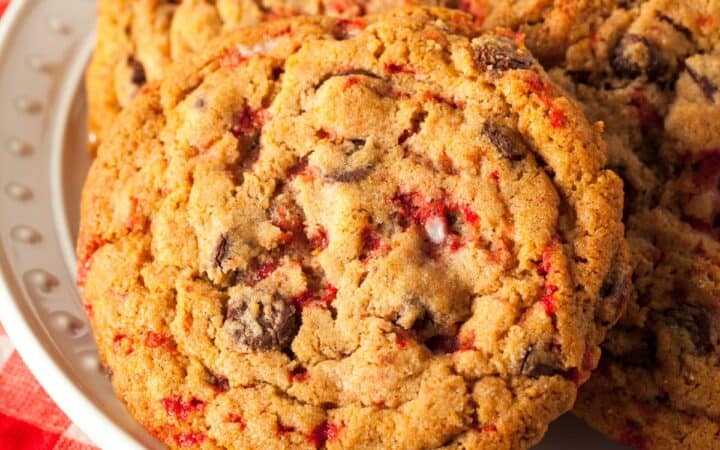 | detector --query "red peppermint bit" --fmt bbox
[292,290,318,308]
[619,423,650,450]
[231,105,265,137]
[336,18,365,34]
[489,170,500,184]
[329,0,357,14]
[112,334,133,355]
[449,235,464,252]
[345,76,360,88]
[481,424,497,433]
[173,431,206,448]
[457,331,476,351]
[385,63,415,75]
[537,245,554,276]
[310,228,328,250]
[322,284,338,303]
[525,74,548,97]
[393,192,446,228]
[549,107,566,128]
[76,236,108,287]
[222,47,248,67]
[271,26,292,38]
[540,284,559,315]
[277,422,296,437]
[461,206,479,226]
[145,331,175,350]
[360,226,382,255]
[696,15,714,28]
[290,366,310,383]
[458,0,487,24]
[395,329,417,349]
[526,75,568,126]
[162,396,206,421]
[308,421,343,447]
[424,91,465,110]
[316,128,332,140]
[629,91,662,129]
[247,262,278,286]
[82,302,93,318]
[228,414,247,430]
[125,197,149,232]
